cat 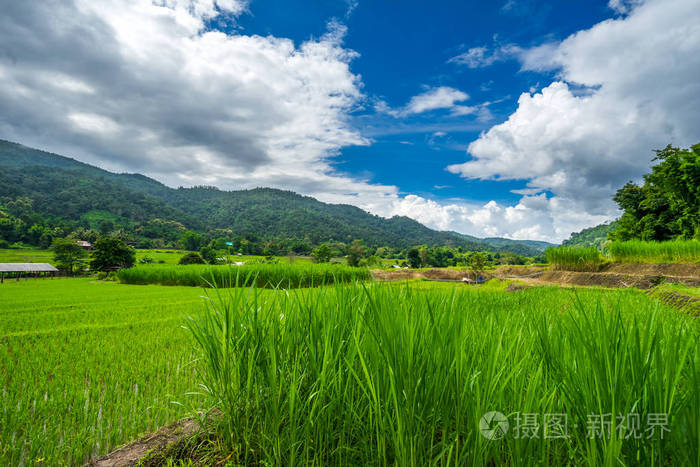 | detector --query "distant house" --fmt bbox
[76,240,93,250]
